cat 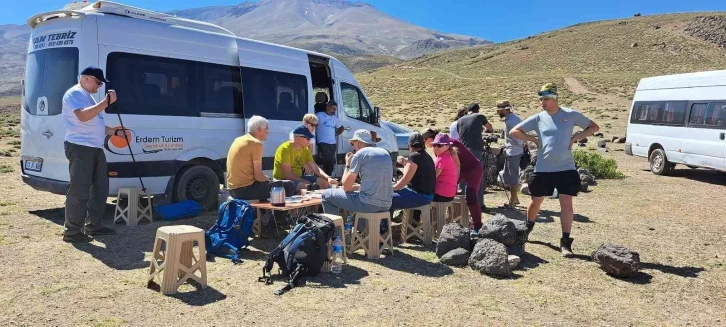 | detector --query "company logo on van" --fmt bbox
[124,9,146,18]
[104,127,185,155]
[32,30,77,50]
